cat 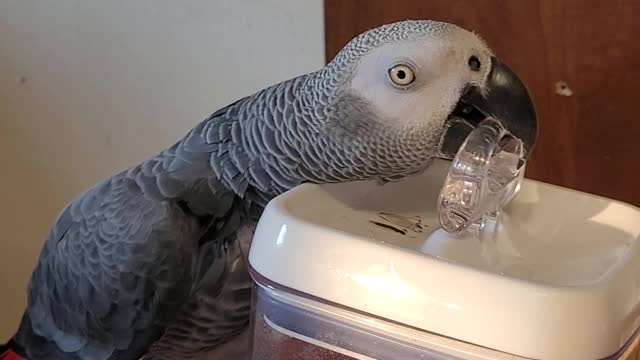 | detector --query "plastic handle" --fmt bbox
[437,117,525,235]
